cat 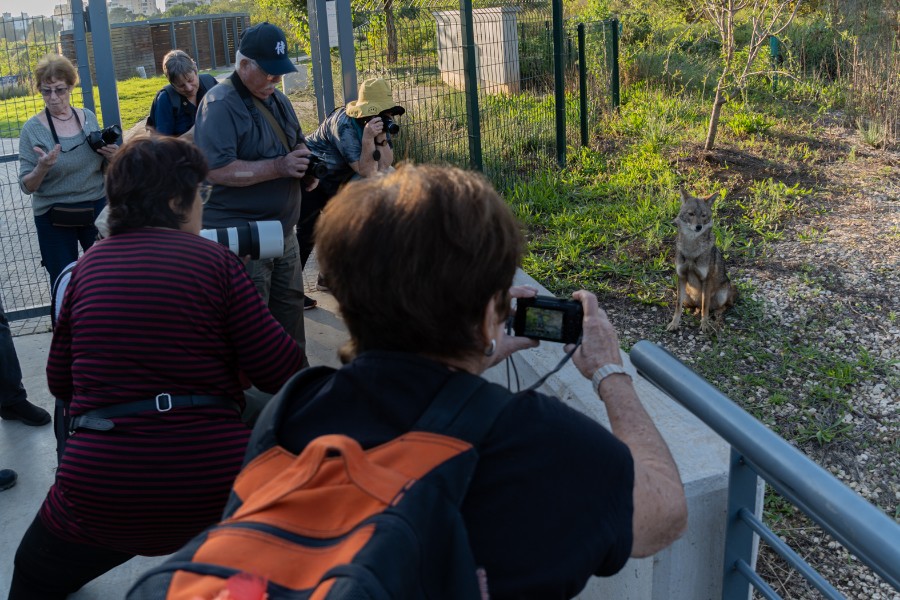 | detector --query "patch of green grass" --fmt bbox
[1,74,186,137]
